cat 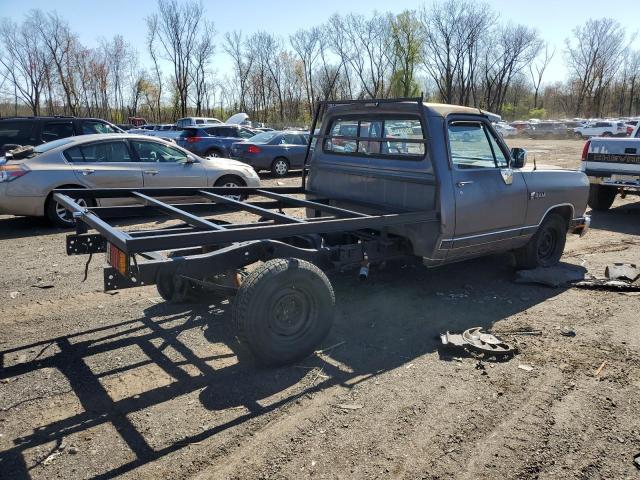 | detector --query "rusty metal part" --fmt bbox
[440,327,516,357]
